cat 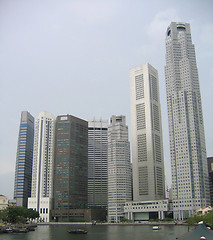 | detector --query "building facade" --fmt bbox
[88,119,108,208]
[107,115,132,223]
[130,63,165,202]
[165,22,209,219]
[14,111,34,207]
[207,157,213,206]
[28,111,55,222]
[124,199,171,221]
[0,195,8,210]
[52,115,88,222]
